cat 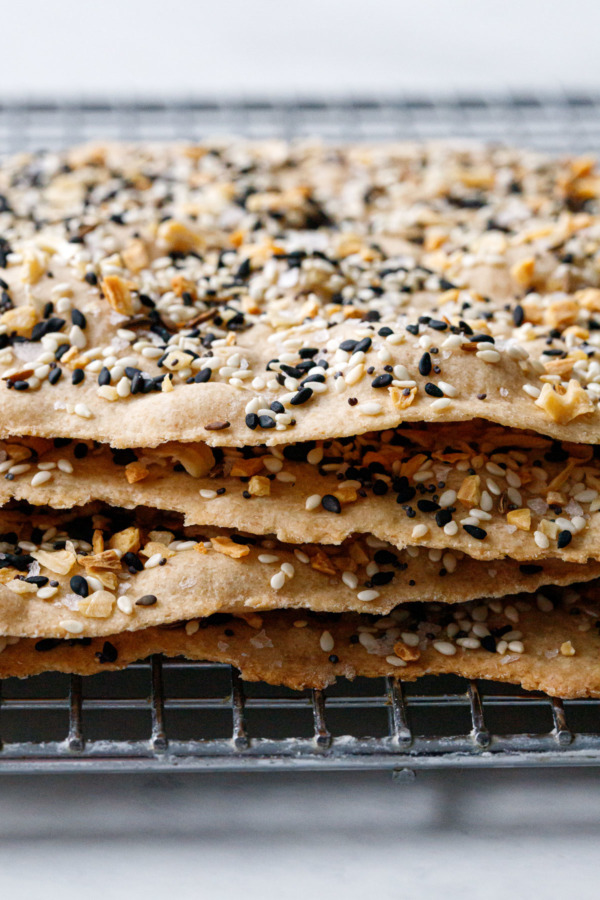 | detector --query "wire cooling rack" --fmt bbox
[1,95,600,774]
